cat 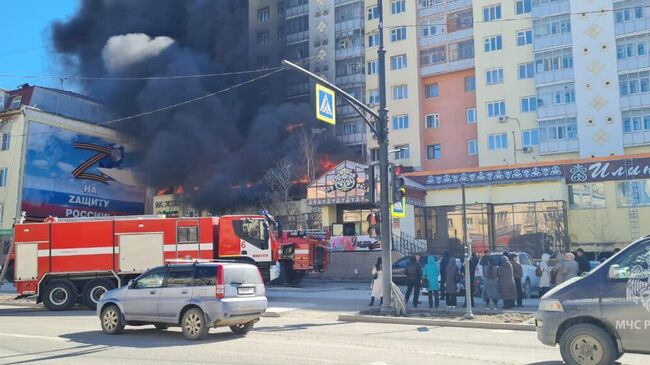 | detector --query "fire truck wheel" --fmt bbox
[286,270,306,286]
[42,280,78,311]
[181,308,209,340]
[230,321,254,335]
[270,262,288,285]
[82,279,116,310]
[101,305,125,335]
